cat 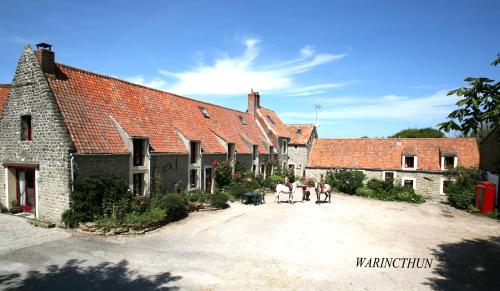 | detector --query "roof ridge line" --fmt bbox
[55,63,250,115]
